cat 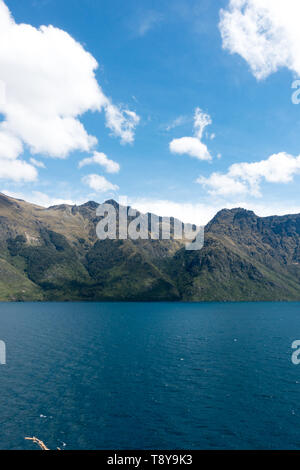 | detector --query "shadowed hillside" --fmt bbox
[0,193,300,301]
